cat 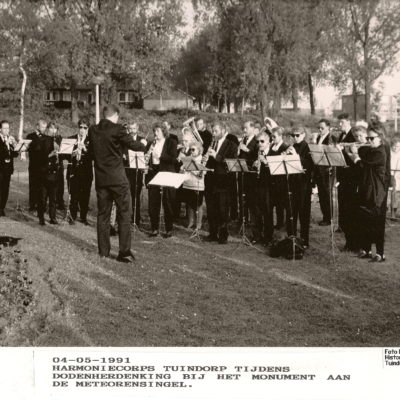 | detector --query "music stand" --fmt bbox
[266,154,304,262]
[181,158,212,240]
[148,172,186,241]
[127,151,145,234]
[14,141,31,218]
[225,158,259,250]
[309,144,347,262]
[58,159,74,226]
